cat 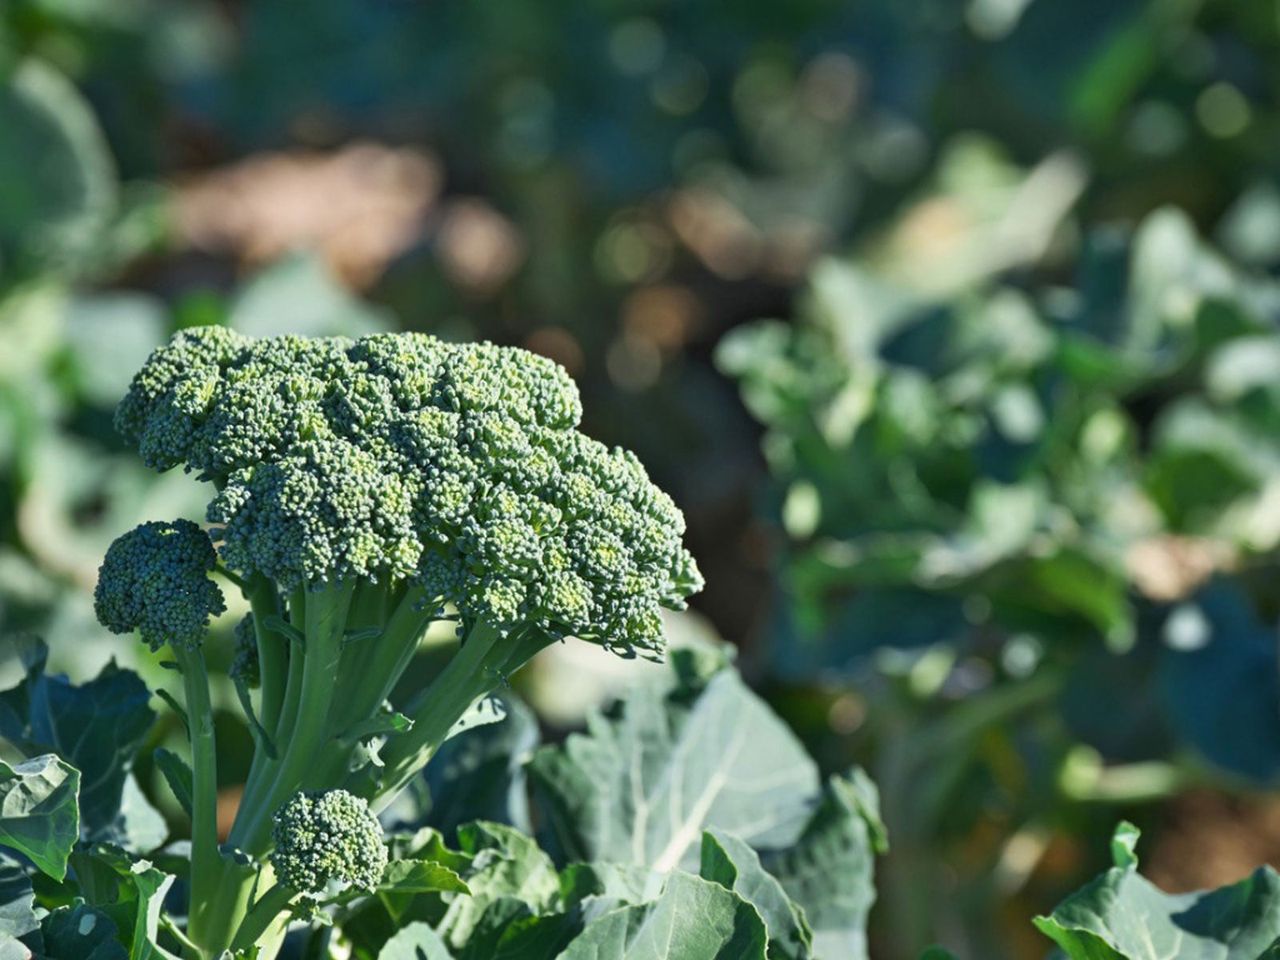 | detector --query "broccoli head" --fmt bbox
[117,328,701,658]
[93,519,226,651]
[270,789,387,896]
